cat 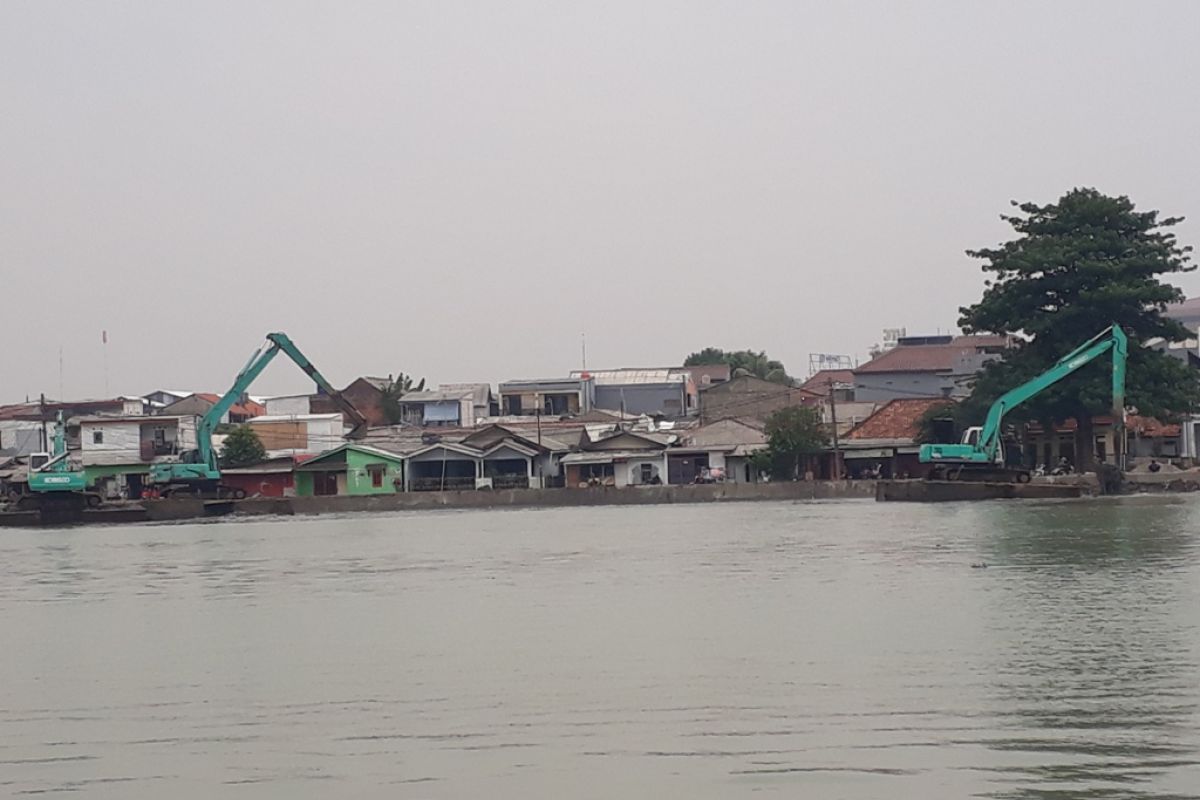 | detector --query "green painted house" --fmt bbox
[294,444,405,496]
